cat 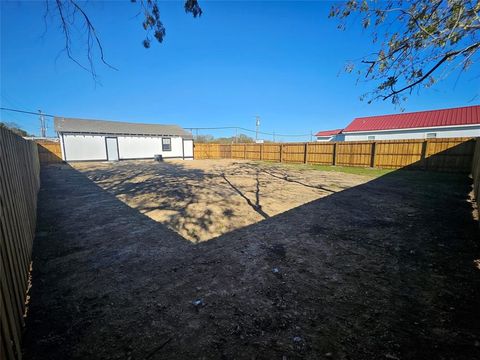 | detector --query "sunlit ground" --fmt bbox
[73,159,373,242]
